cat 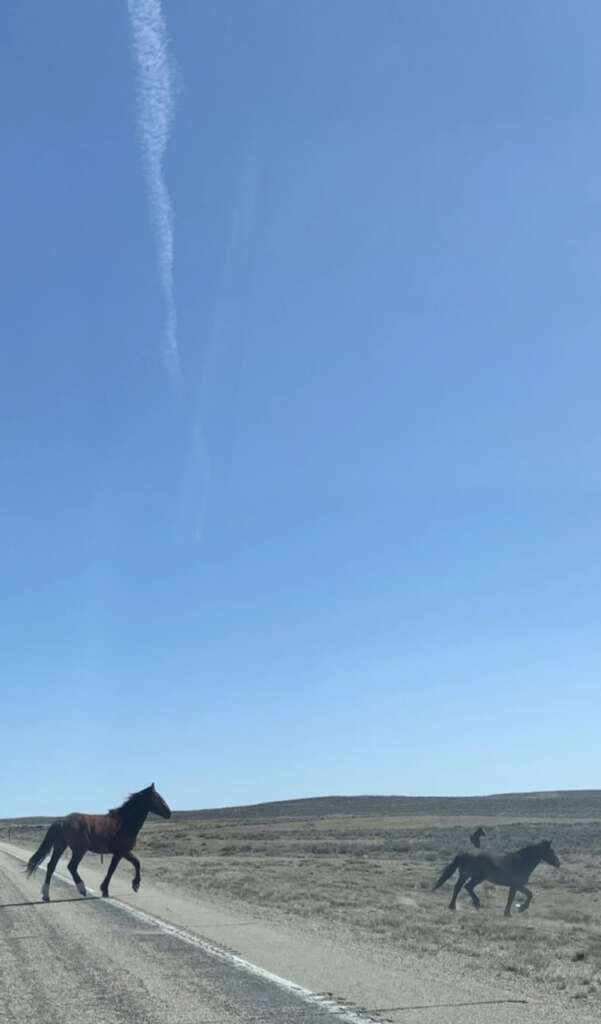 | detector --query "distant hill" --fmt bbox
[0,816,54,827]
[3,790,600,826]
[172,790,601,822]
